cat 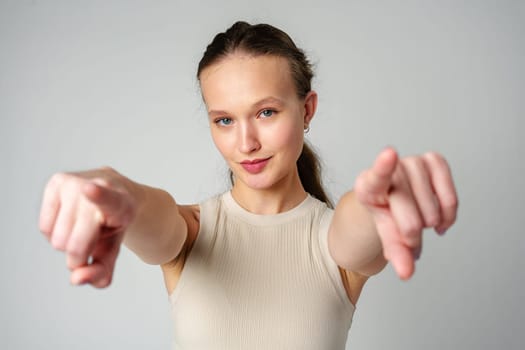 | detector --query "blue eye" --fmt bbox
[260,109,275,118]
[215,117,233,126]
